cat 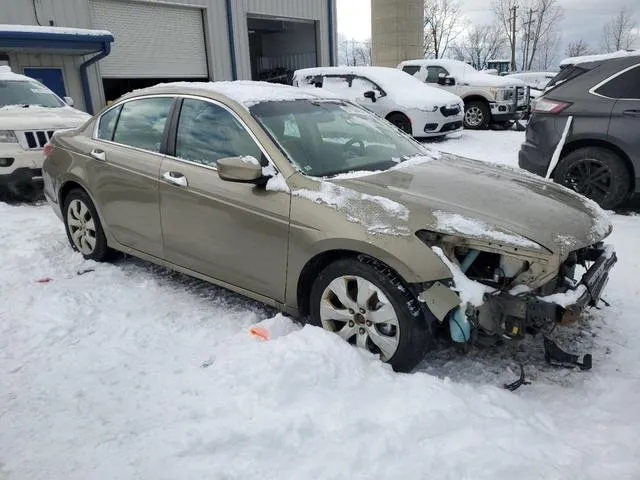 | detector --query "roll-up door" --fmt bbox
[89,0,208,78]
